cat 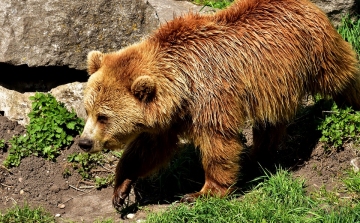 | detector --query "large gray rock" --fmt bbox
[311,0,359,26]
[0,0,159,70]
[0,0,357,72]
[50,82,87,121]
[0,87,34,126]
